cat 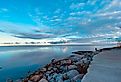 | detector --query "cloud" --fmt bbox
[87,0,97,5]
[0,21,74,40]
[54,9,61,14]
[0,21,34,33]
[95,11,121,17]
[102,0,121,11]
[70,3,85,10]
[69,11,91,16]
[0,29,5,32]
[0,0,121,43]
[14,32,56,39]
[0,8,8,12]
[50,18,62,22]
